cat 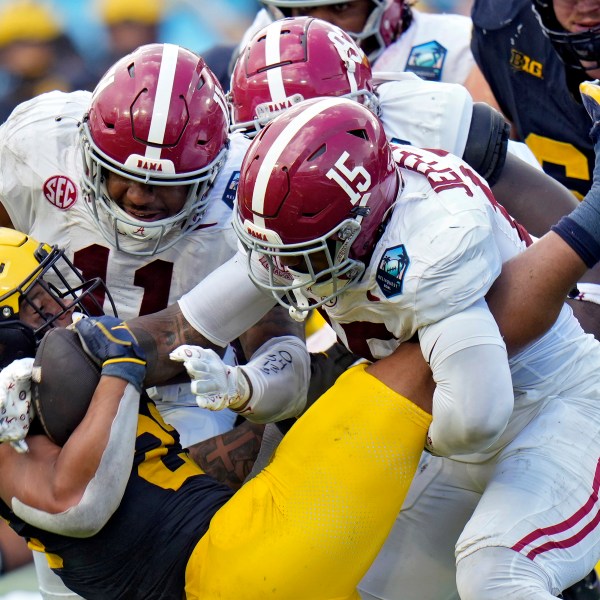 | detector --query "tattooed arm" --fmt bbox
[128,304,301,489]
[128,304,305,386]
[186,421,265,490]
[127,304,225,387]
[237,305,305,360]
